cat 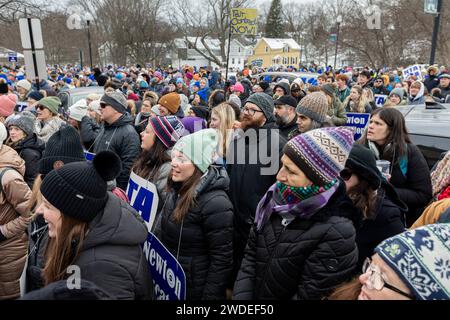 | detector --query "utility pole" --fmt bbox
[333,15,342,71]
[429,0,442,65]
[87,19,93,69]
